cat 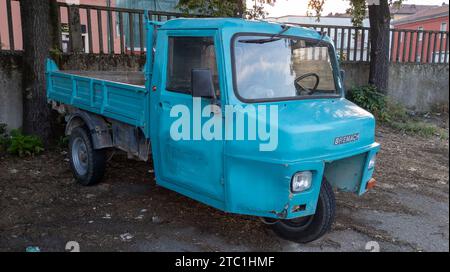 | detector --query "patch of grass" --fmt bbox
[390,121,449,140]
[347,85,447,139]
[347,85,391,122]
